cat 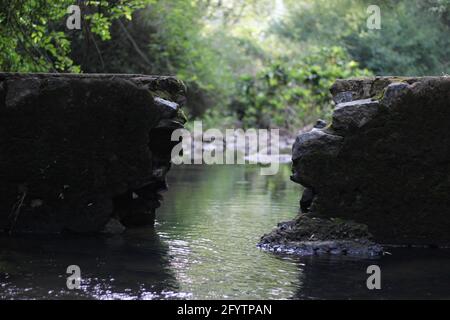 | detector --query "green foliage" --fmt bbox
[1,0,448,131]
[142,1,237,95]
[0,0,150,72]
[64,0,267,117]
[274,0,450,76]
[140,0,273,115]
[233,47,371,129]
